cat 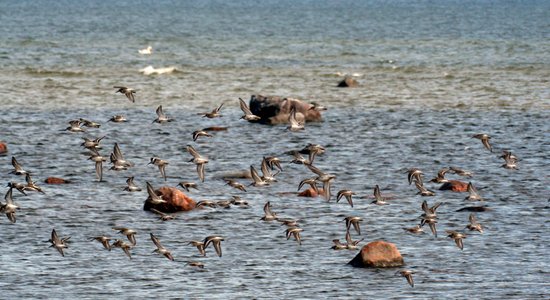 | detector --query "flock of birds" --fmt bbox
[2,62,521,288]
